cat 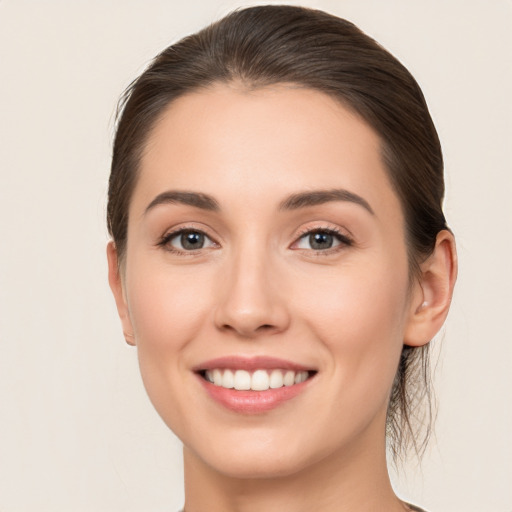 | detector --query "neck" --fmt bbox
[182,415,407,512]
